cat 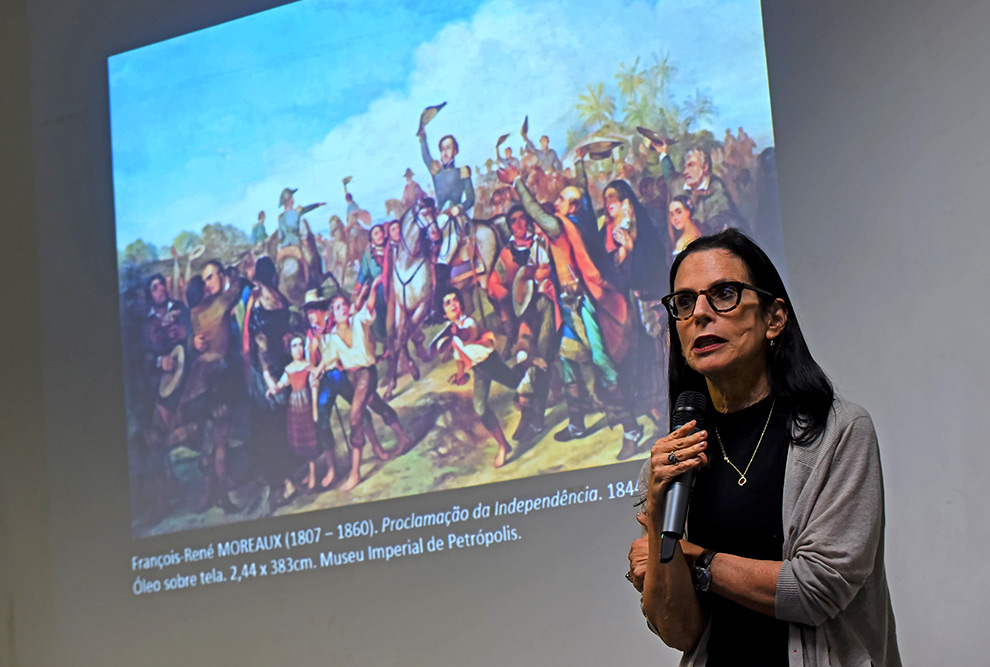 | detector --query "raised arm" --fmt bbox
[419,132,436,172]
[511,176,561,240]
[574,157,589,193]
[298,202,324,216]
[523,134,538,155]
